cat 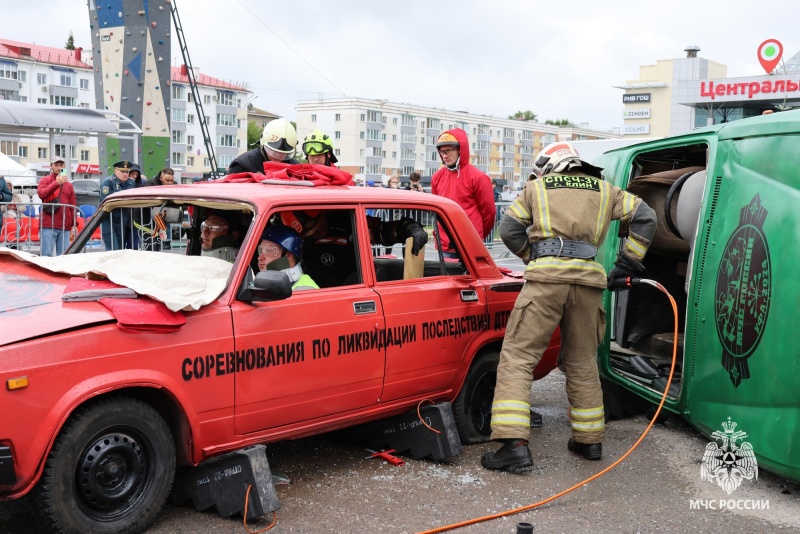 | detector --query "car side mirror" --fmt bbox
[243,270,292,302]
